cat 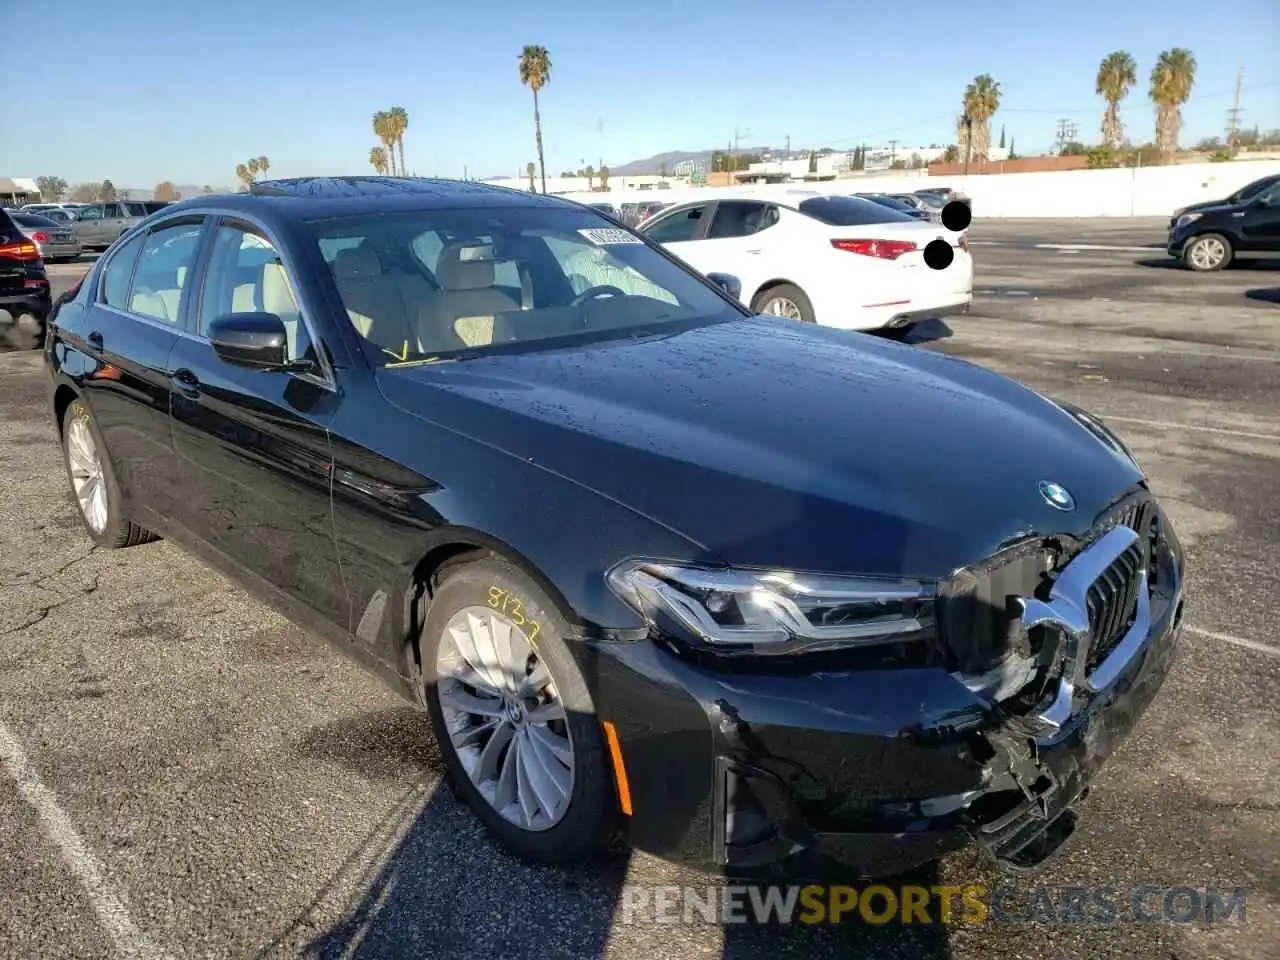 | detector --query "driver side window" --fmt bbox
[641,205,706,244]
